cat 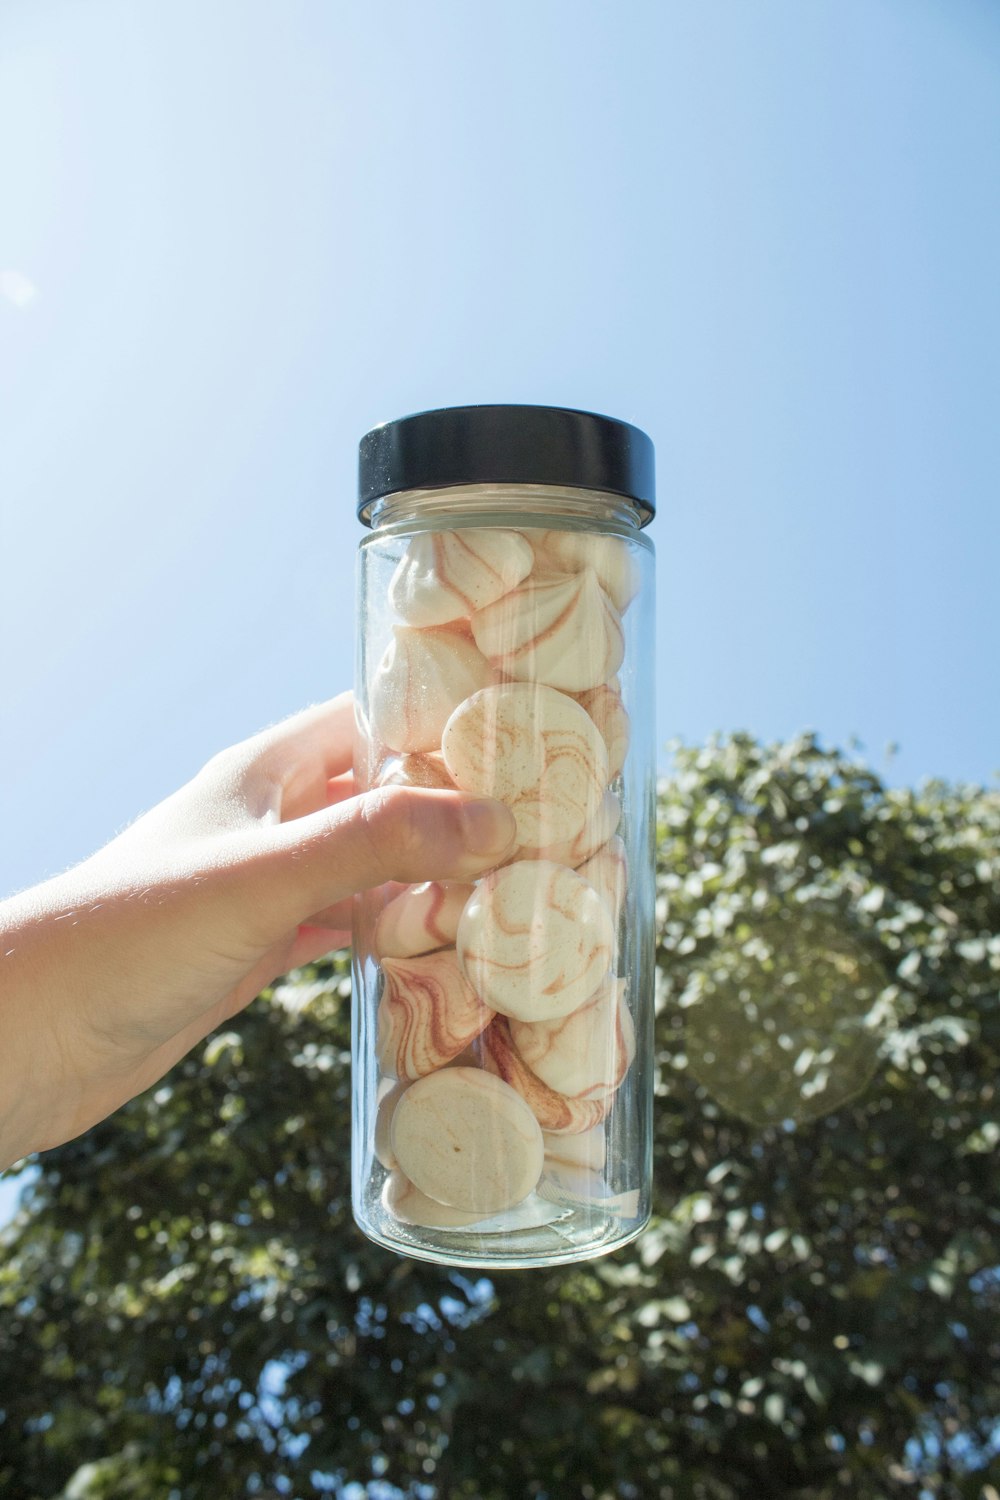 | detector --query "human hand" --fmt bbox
[0,695,516,1167]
